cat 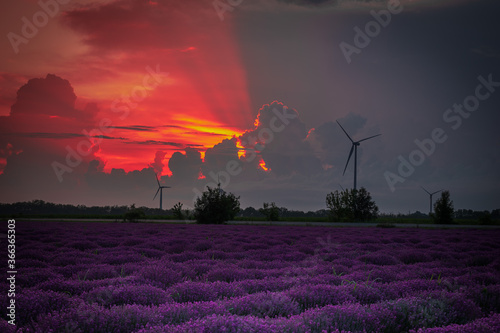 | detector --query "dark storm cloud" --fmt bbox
[0,74,103,203]
[0,74,98,155]
[0,74,174,207]
[85,160,159,197]
[149,151,167,176]
[10,74,97,120]
[233,0,500,211]
[168,148,203,183]
[0,73,29,114]
[201,137,240,178]
[239,101,323,177]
